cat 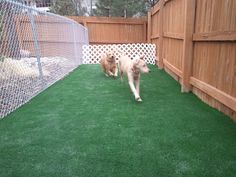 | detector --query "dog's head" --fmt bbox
[133,55,150,74]
[106,51,116,63]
